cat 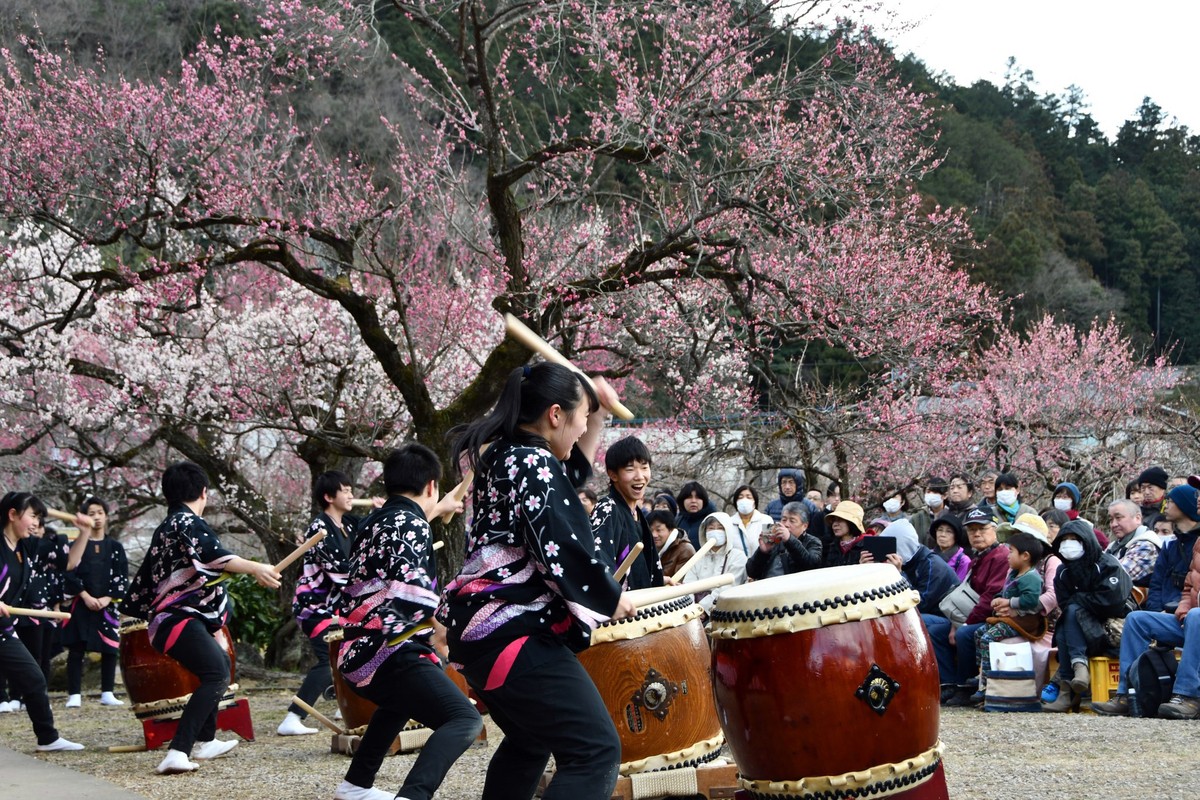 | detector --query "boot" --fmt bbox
[1043,685,1077,712]
[1069,661,1090,694]
[1091,693,1130,716]
[1158,694,1200,720]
